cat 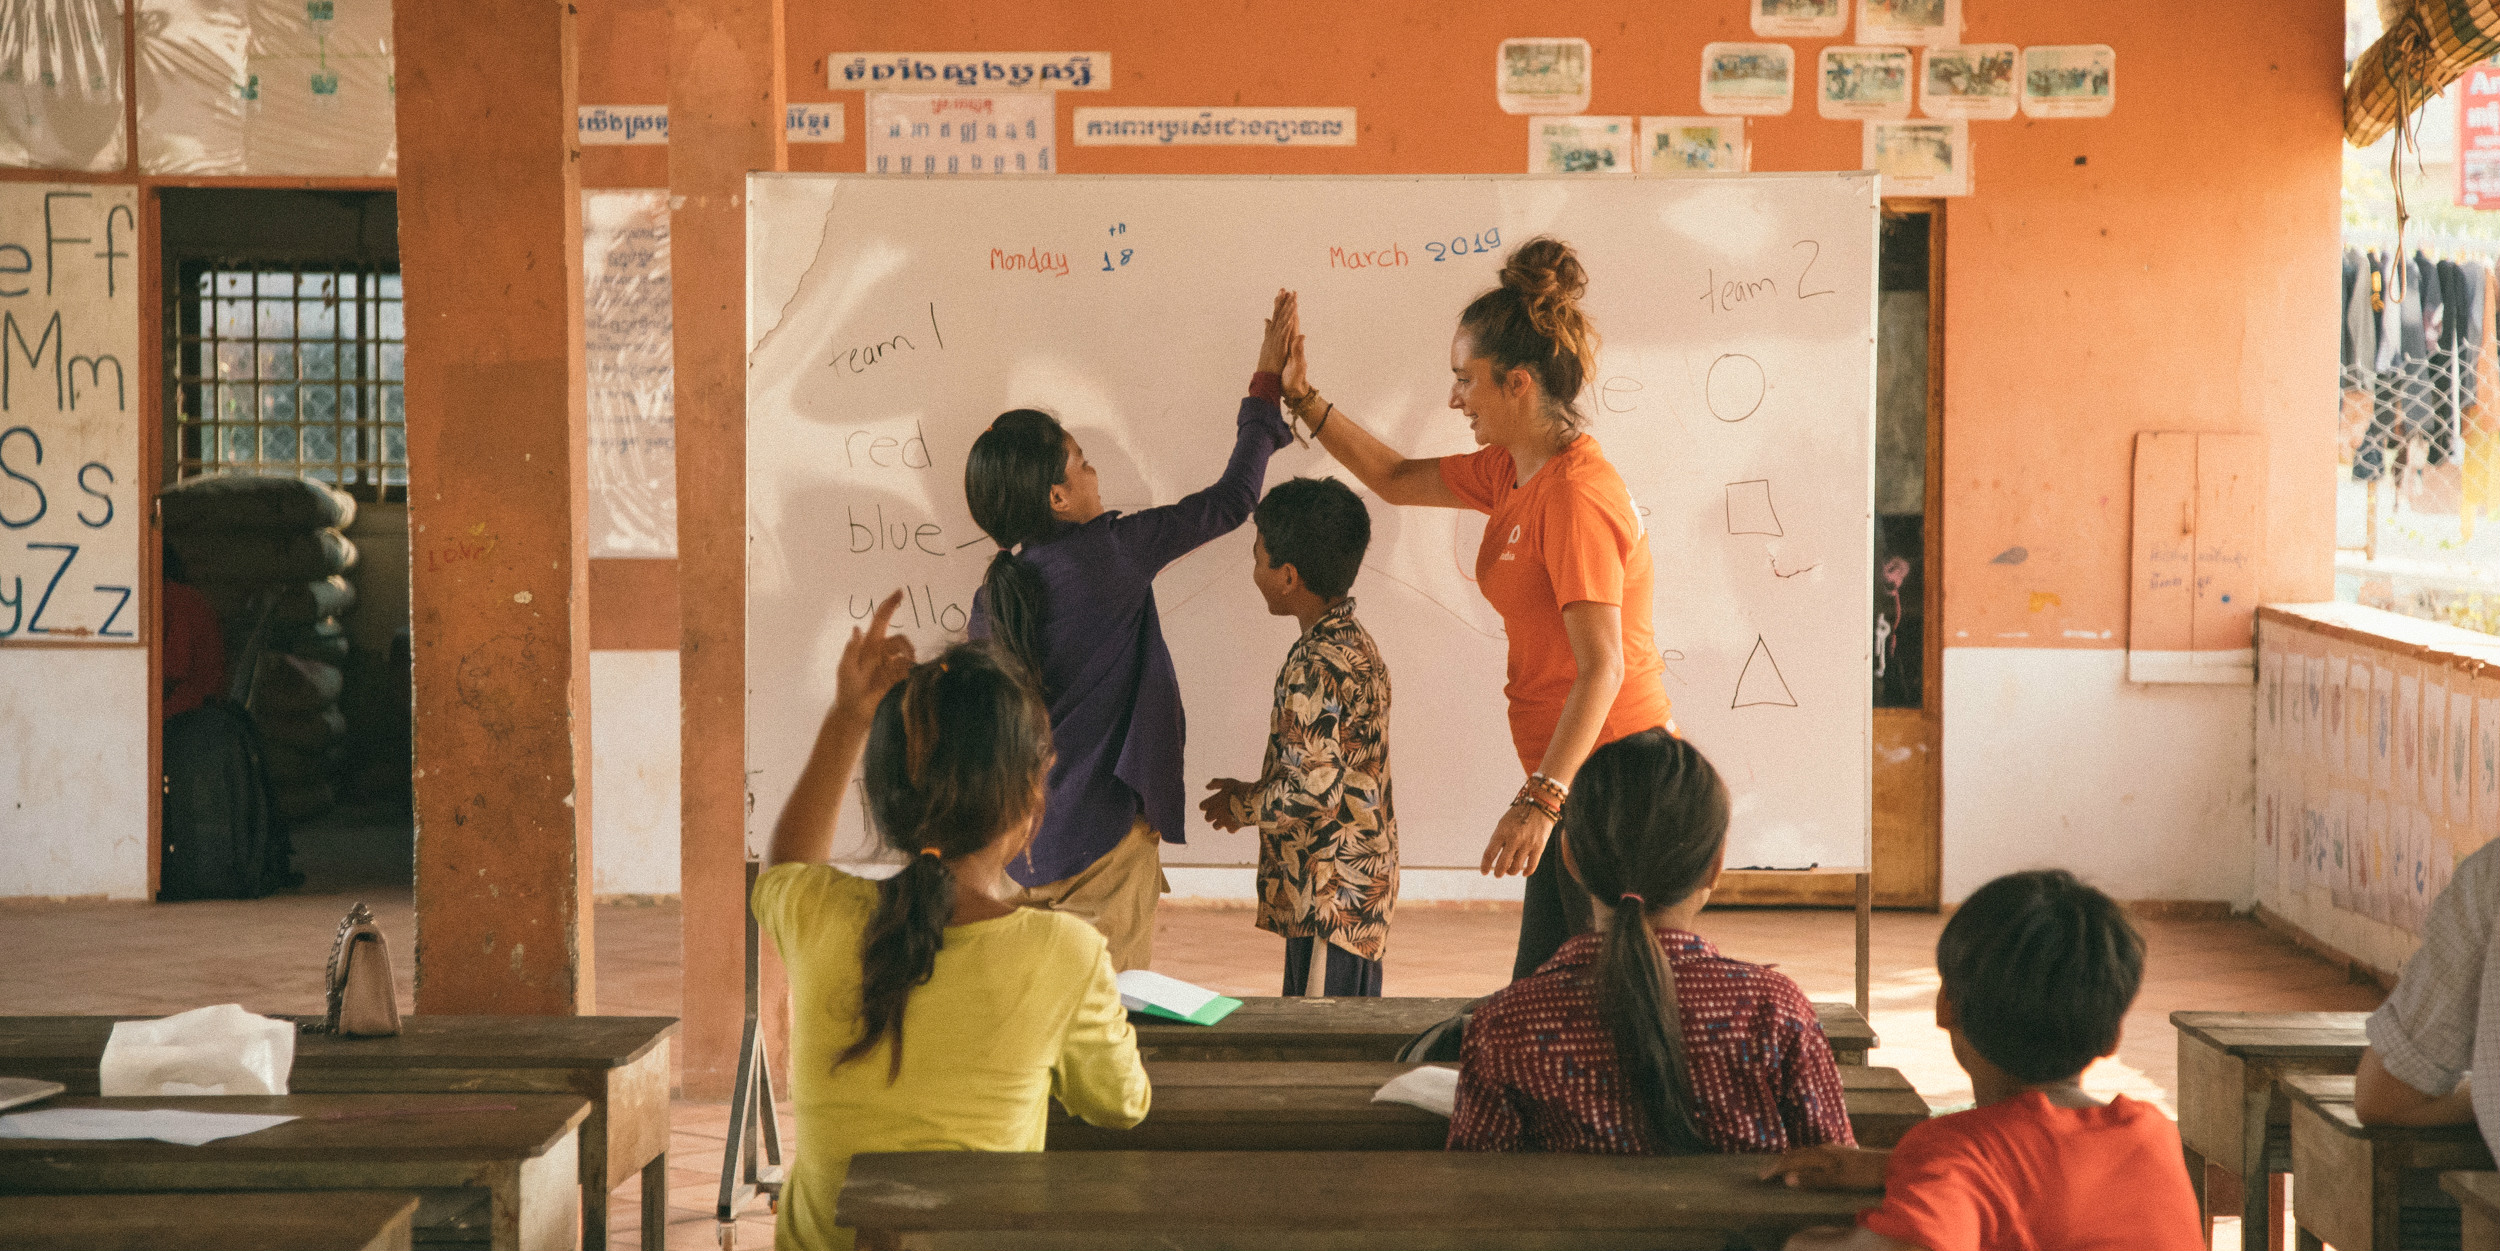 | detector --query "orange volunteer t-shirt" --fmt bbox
[1440,436,1671,771]
[1858,1091,2204,1251]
